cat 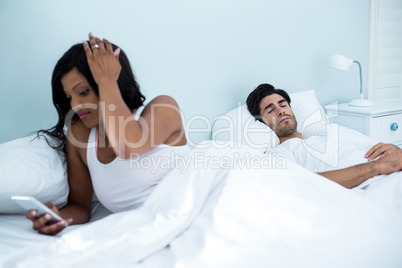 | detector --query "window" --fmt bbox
[368,0,402,102]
